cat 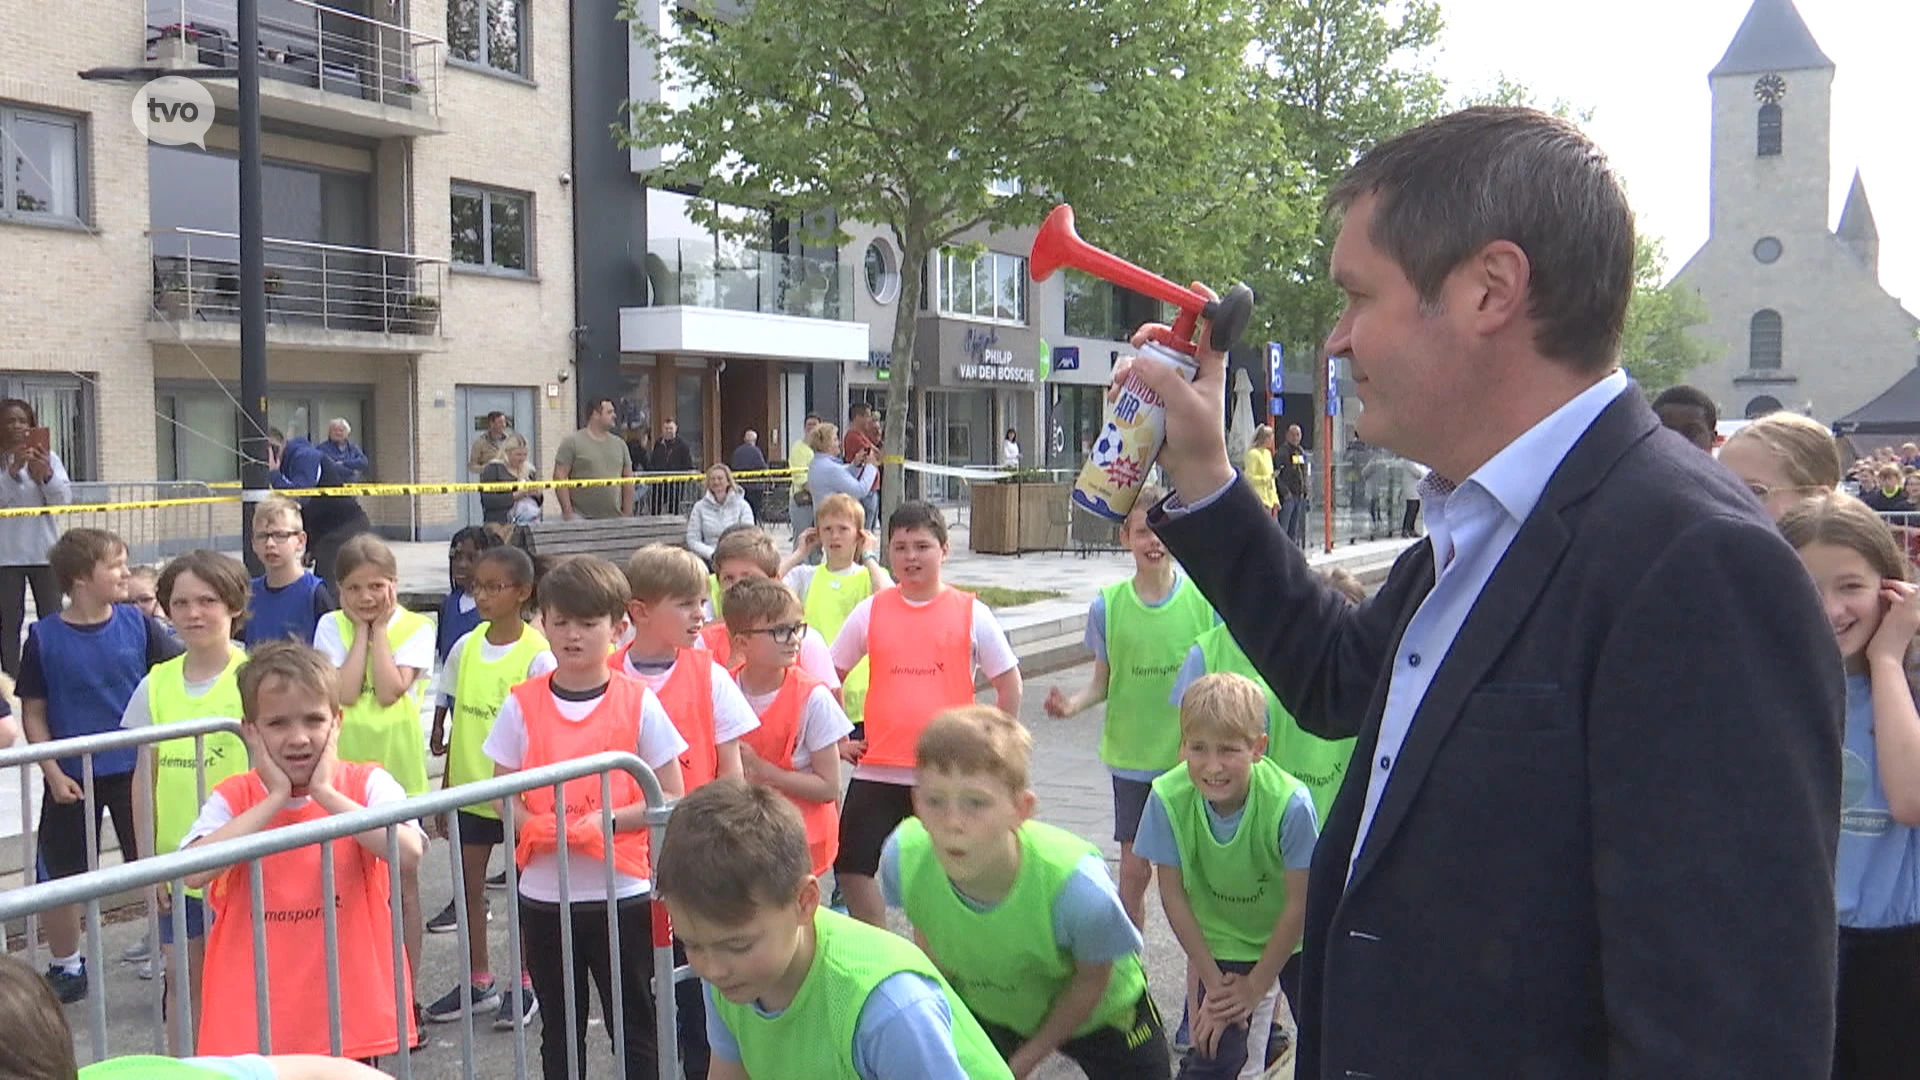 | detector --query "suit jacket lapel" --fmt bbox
[1341,389,1659,893]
